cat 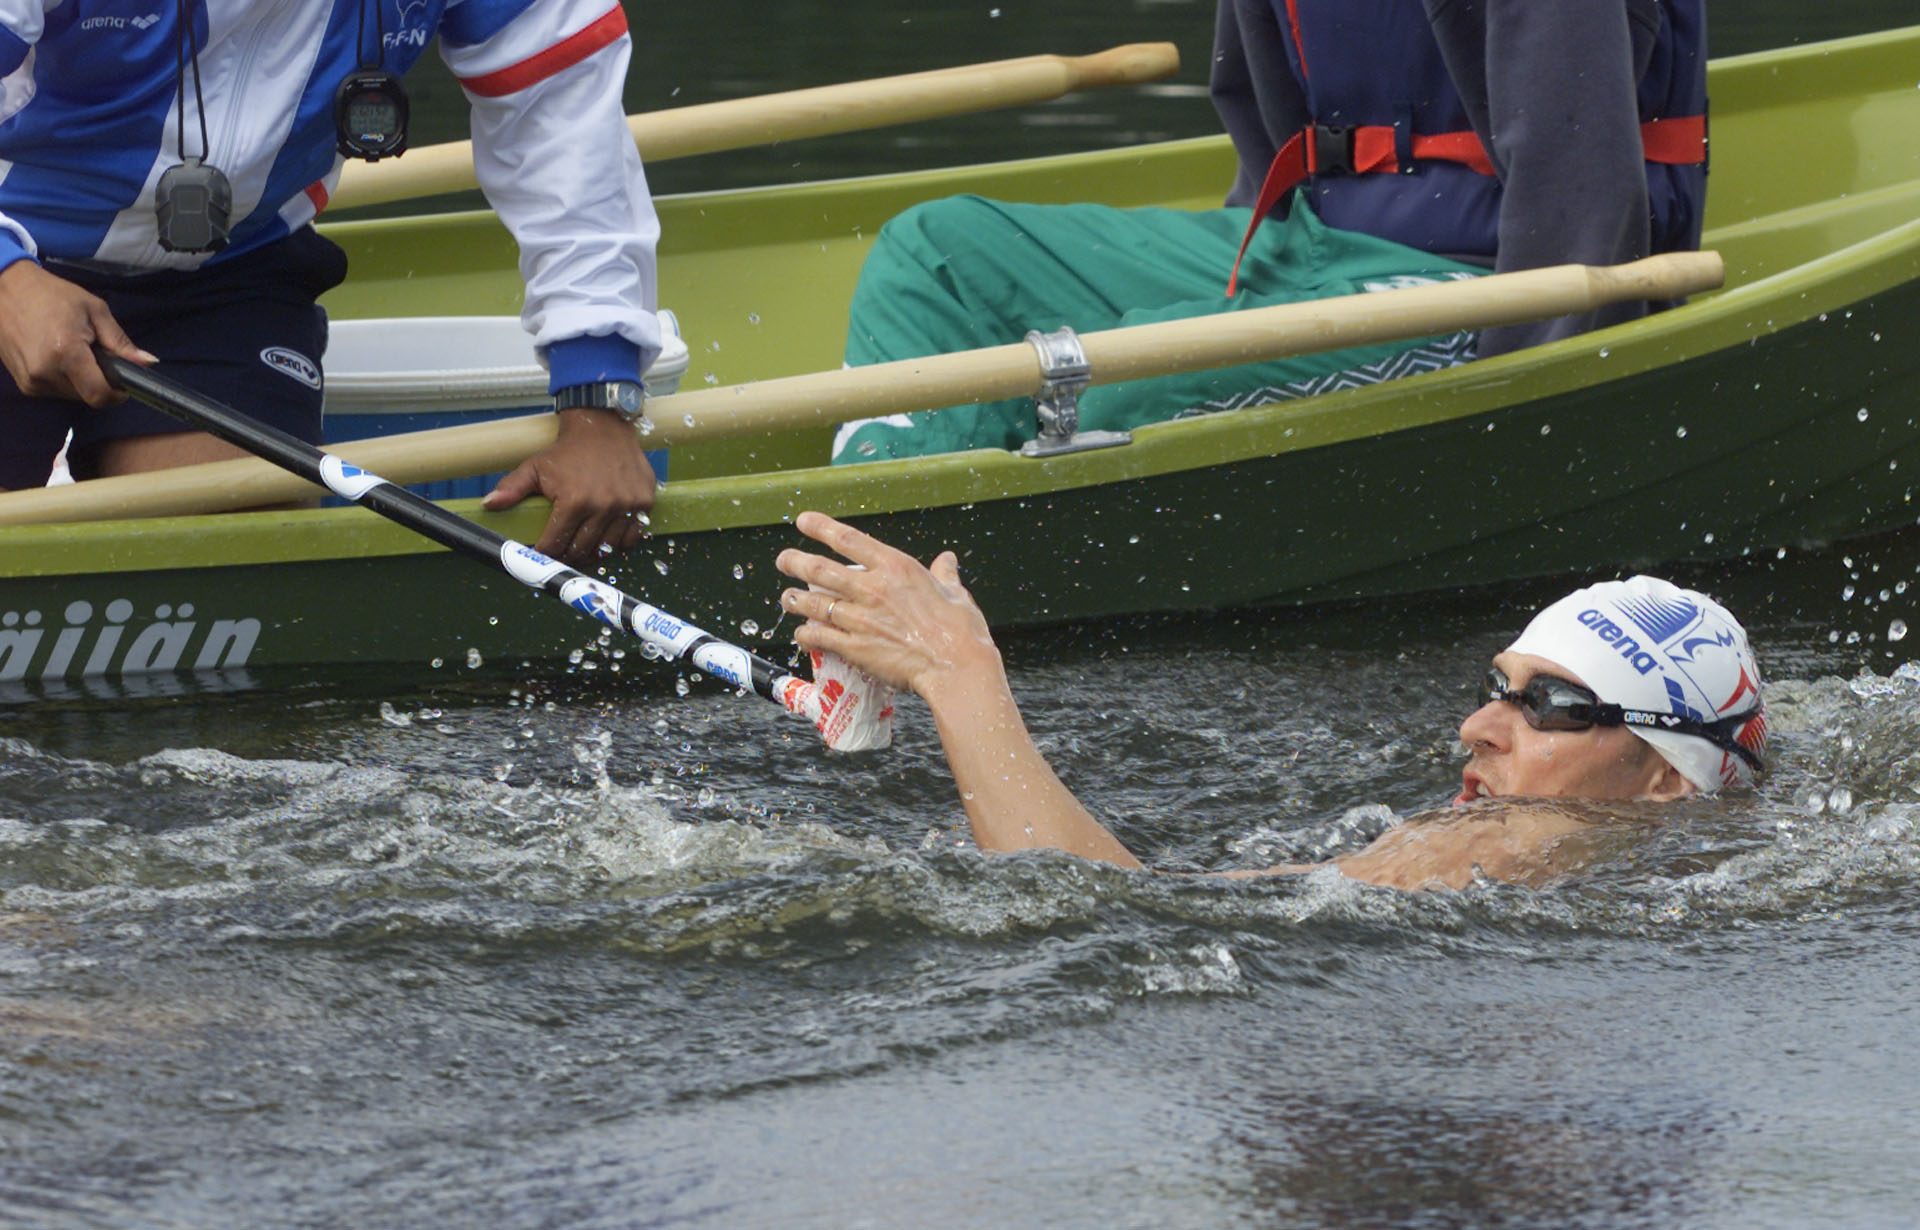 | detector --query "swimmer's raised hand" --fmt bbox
[775,510,999,701]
